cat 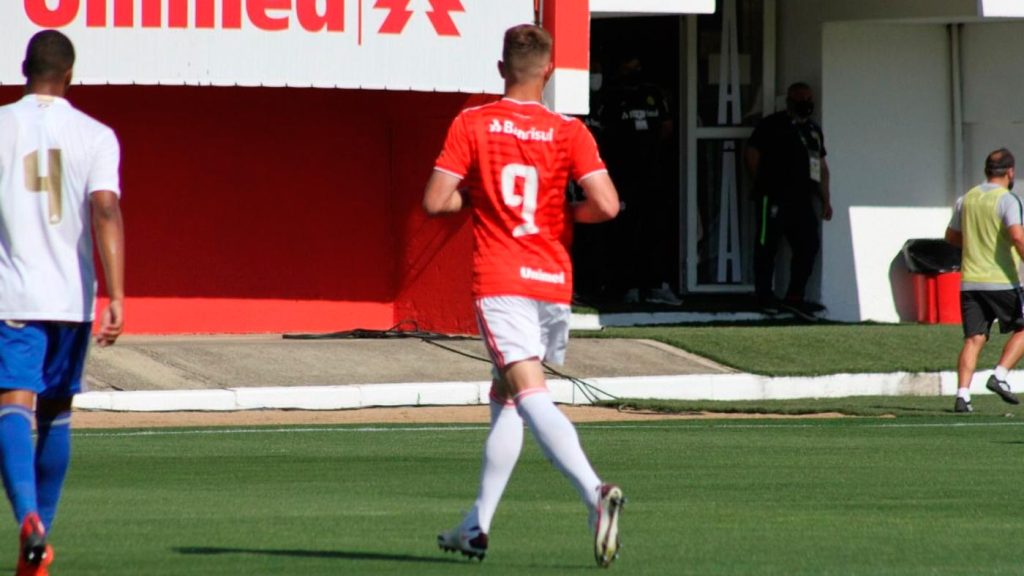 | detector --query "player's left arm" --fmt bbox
[422,170,466,216]
[1003,194,1024,260]
[570,120,619,223]
[1008,225,1024,261]
[91,190,125,347]
[575,172,619,223]
[89,130,125,347]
